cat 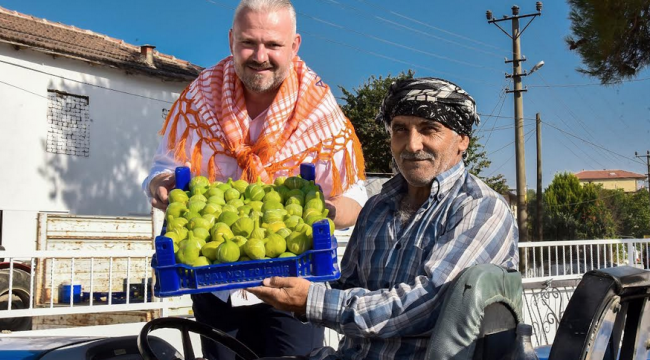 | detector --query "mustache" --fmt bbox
[246,61,273,70]
[400,151,435,161]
